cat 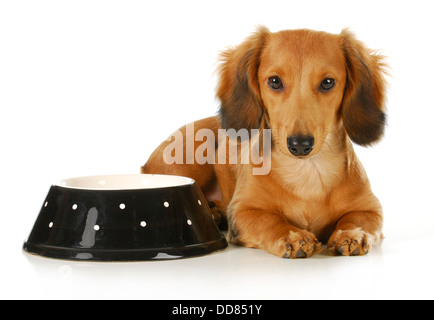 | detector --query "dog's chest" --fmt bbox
[274,153,344,199]
[282,198,331,235]
[273,154,346,234]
